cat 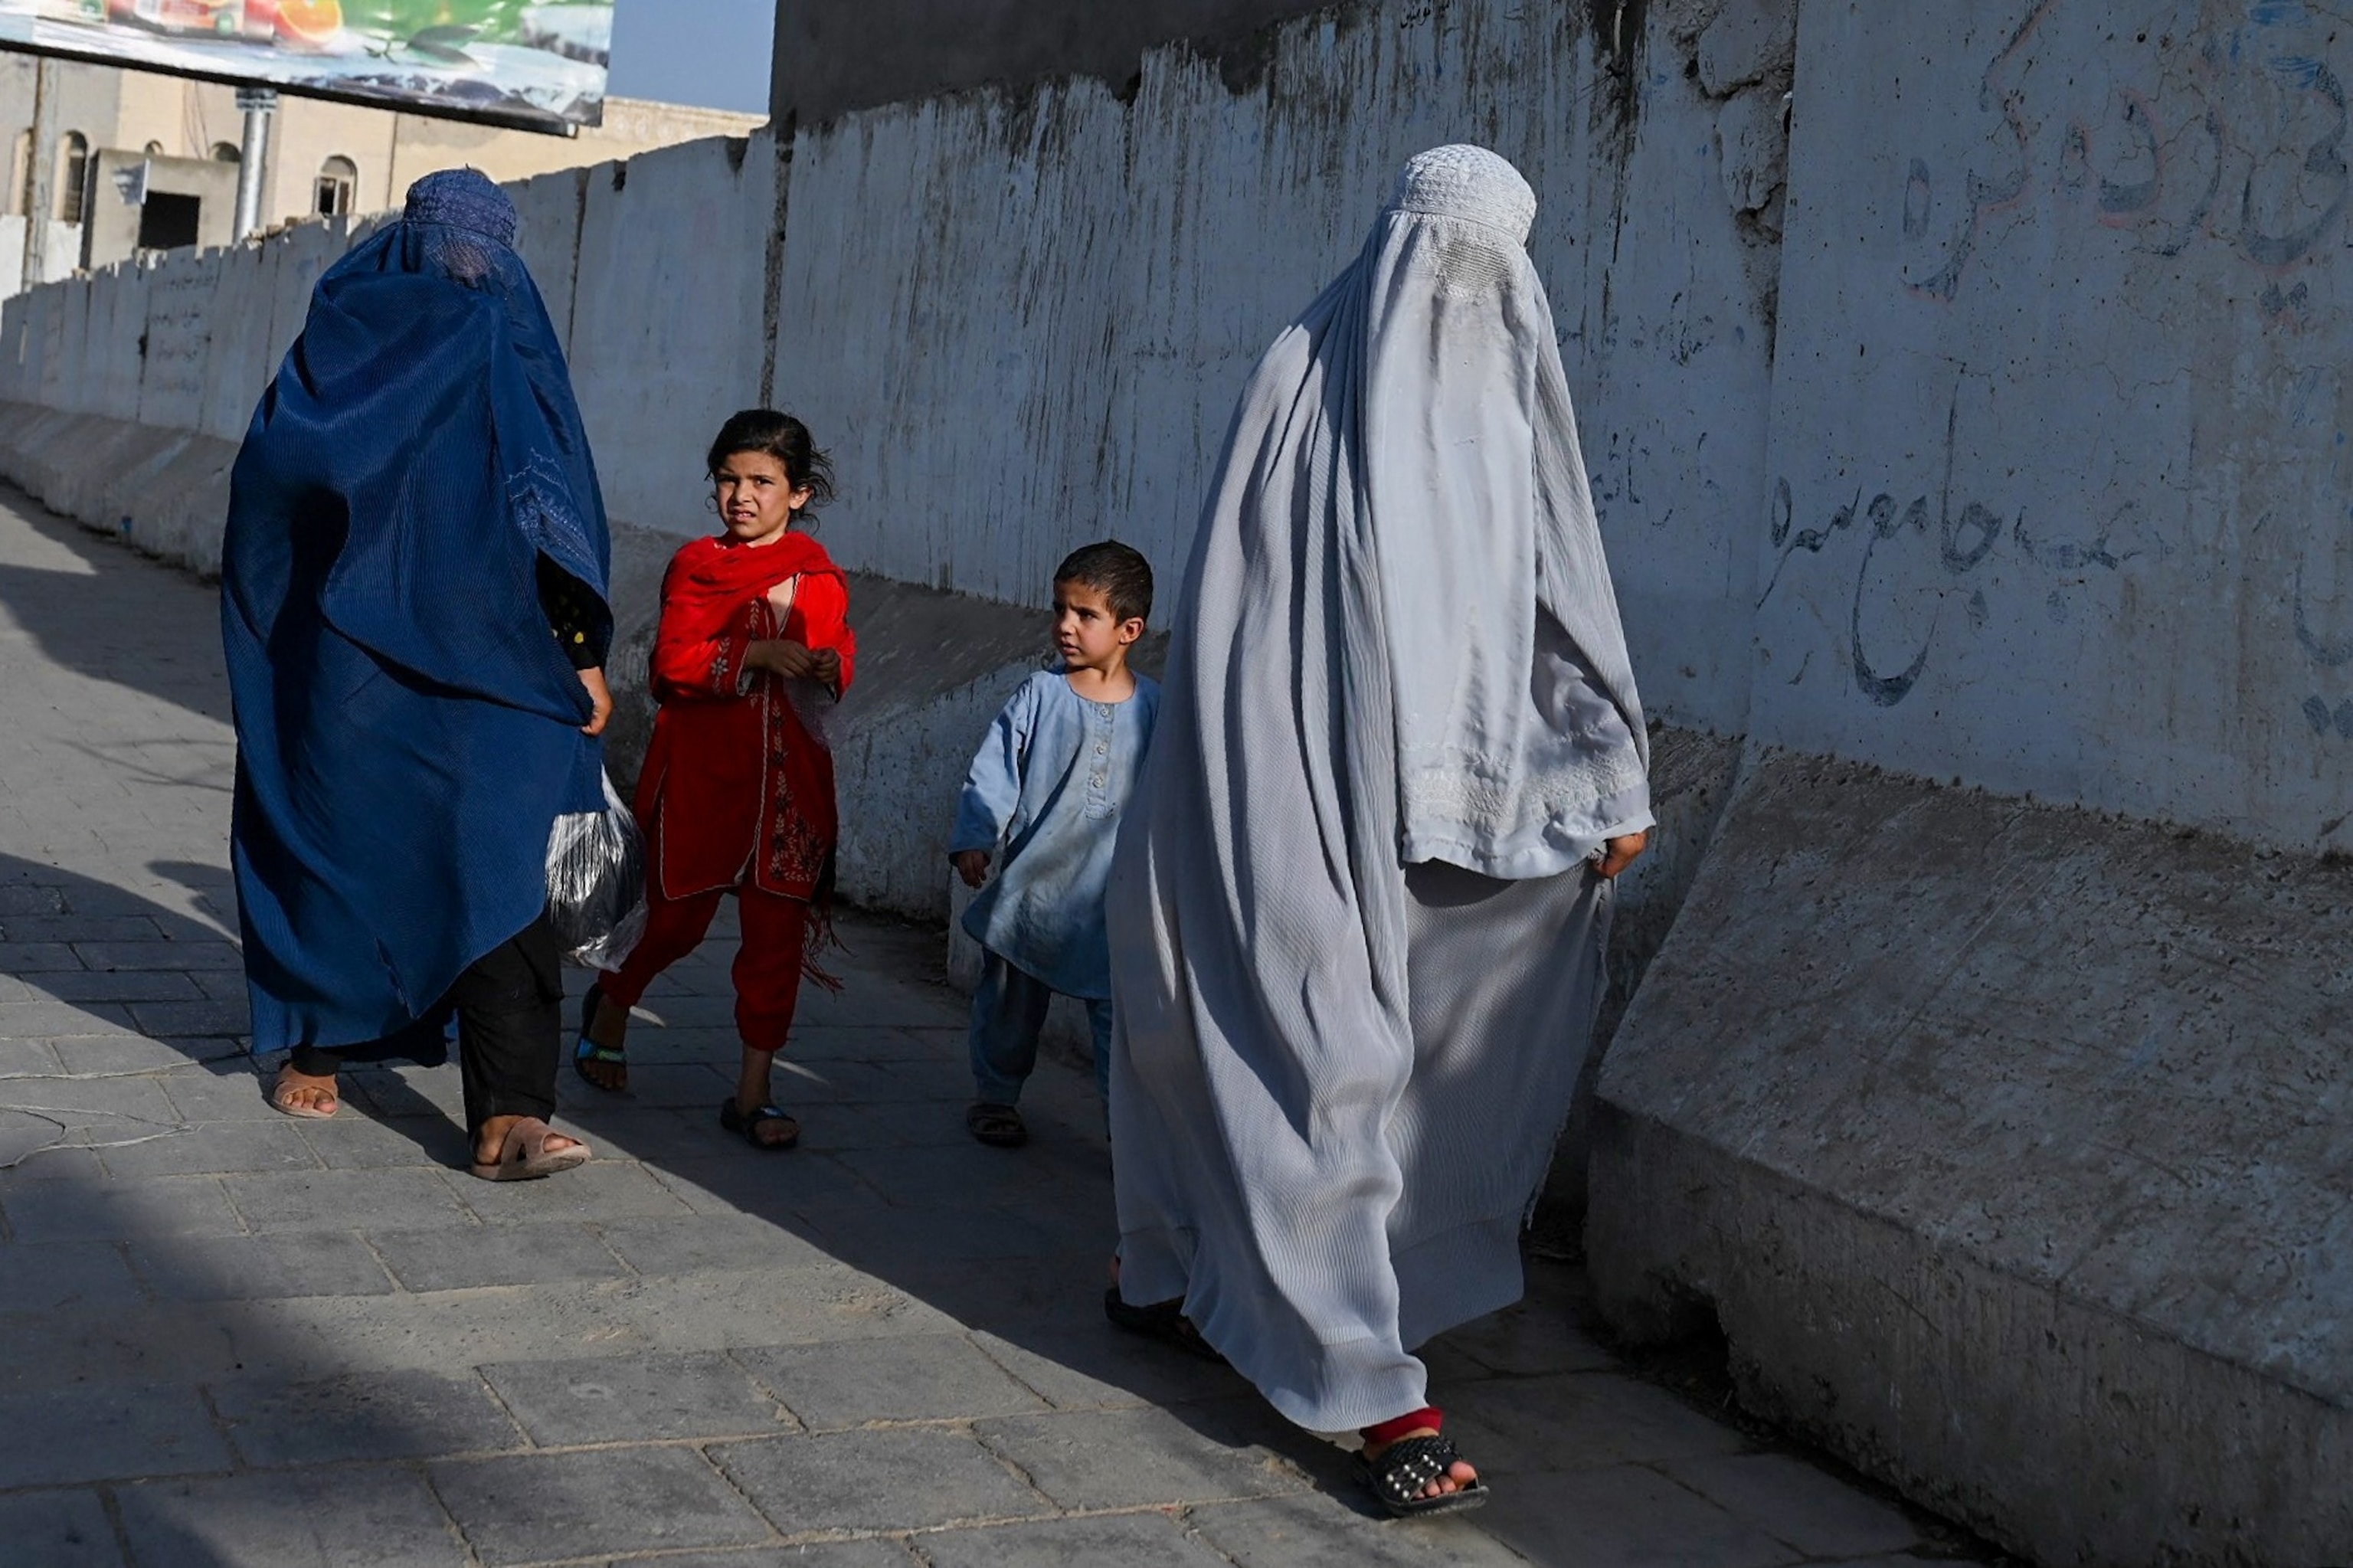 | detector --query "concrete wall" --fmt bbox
[774,0,1788,737]
[1749,0,2353,849]
[771,0,1334,123]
